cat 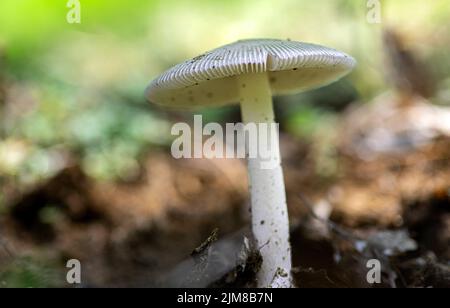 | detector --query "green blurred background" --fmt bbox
[0,0,449,287]
[0,0,449,183]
